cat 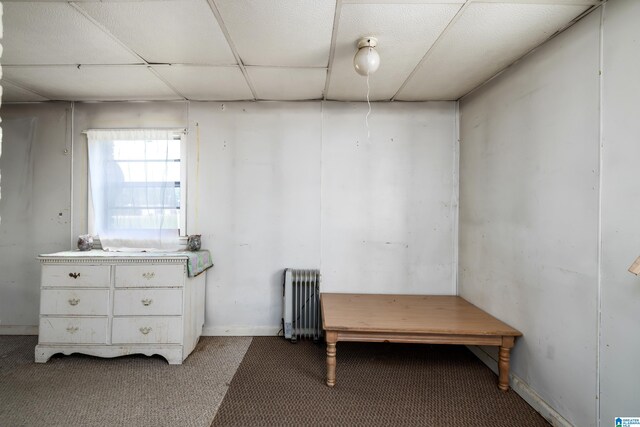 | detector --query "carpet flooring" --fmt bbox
[0,335,251,427]
[212,337,550,427]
